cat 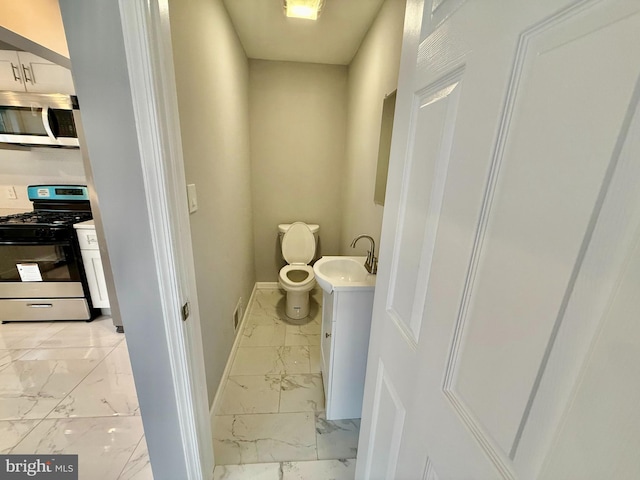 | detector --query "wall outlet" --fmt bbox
[233,298,243,332]
[5,185,17,200]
